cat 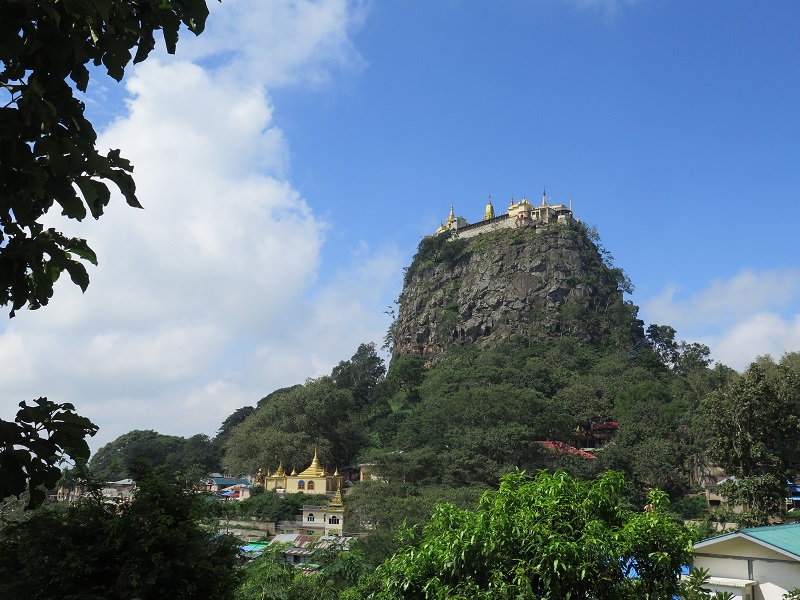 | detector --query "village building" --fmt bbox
[300,484,346,535]
[691,523,800,600]
[268,534,355,571]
